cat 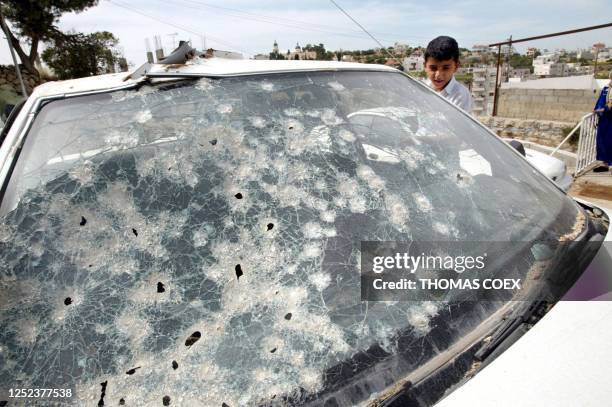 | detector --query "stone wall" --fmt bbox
[478,116,576,152]
[497,88,599,122]
[0,65,46,96]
